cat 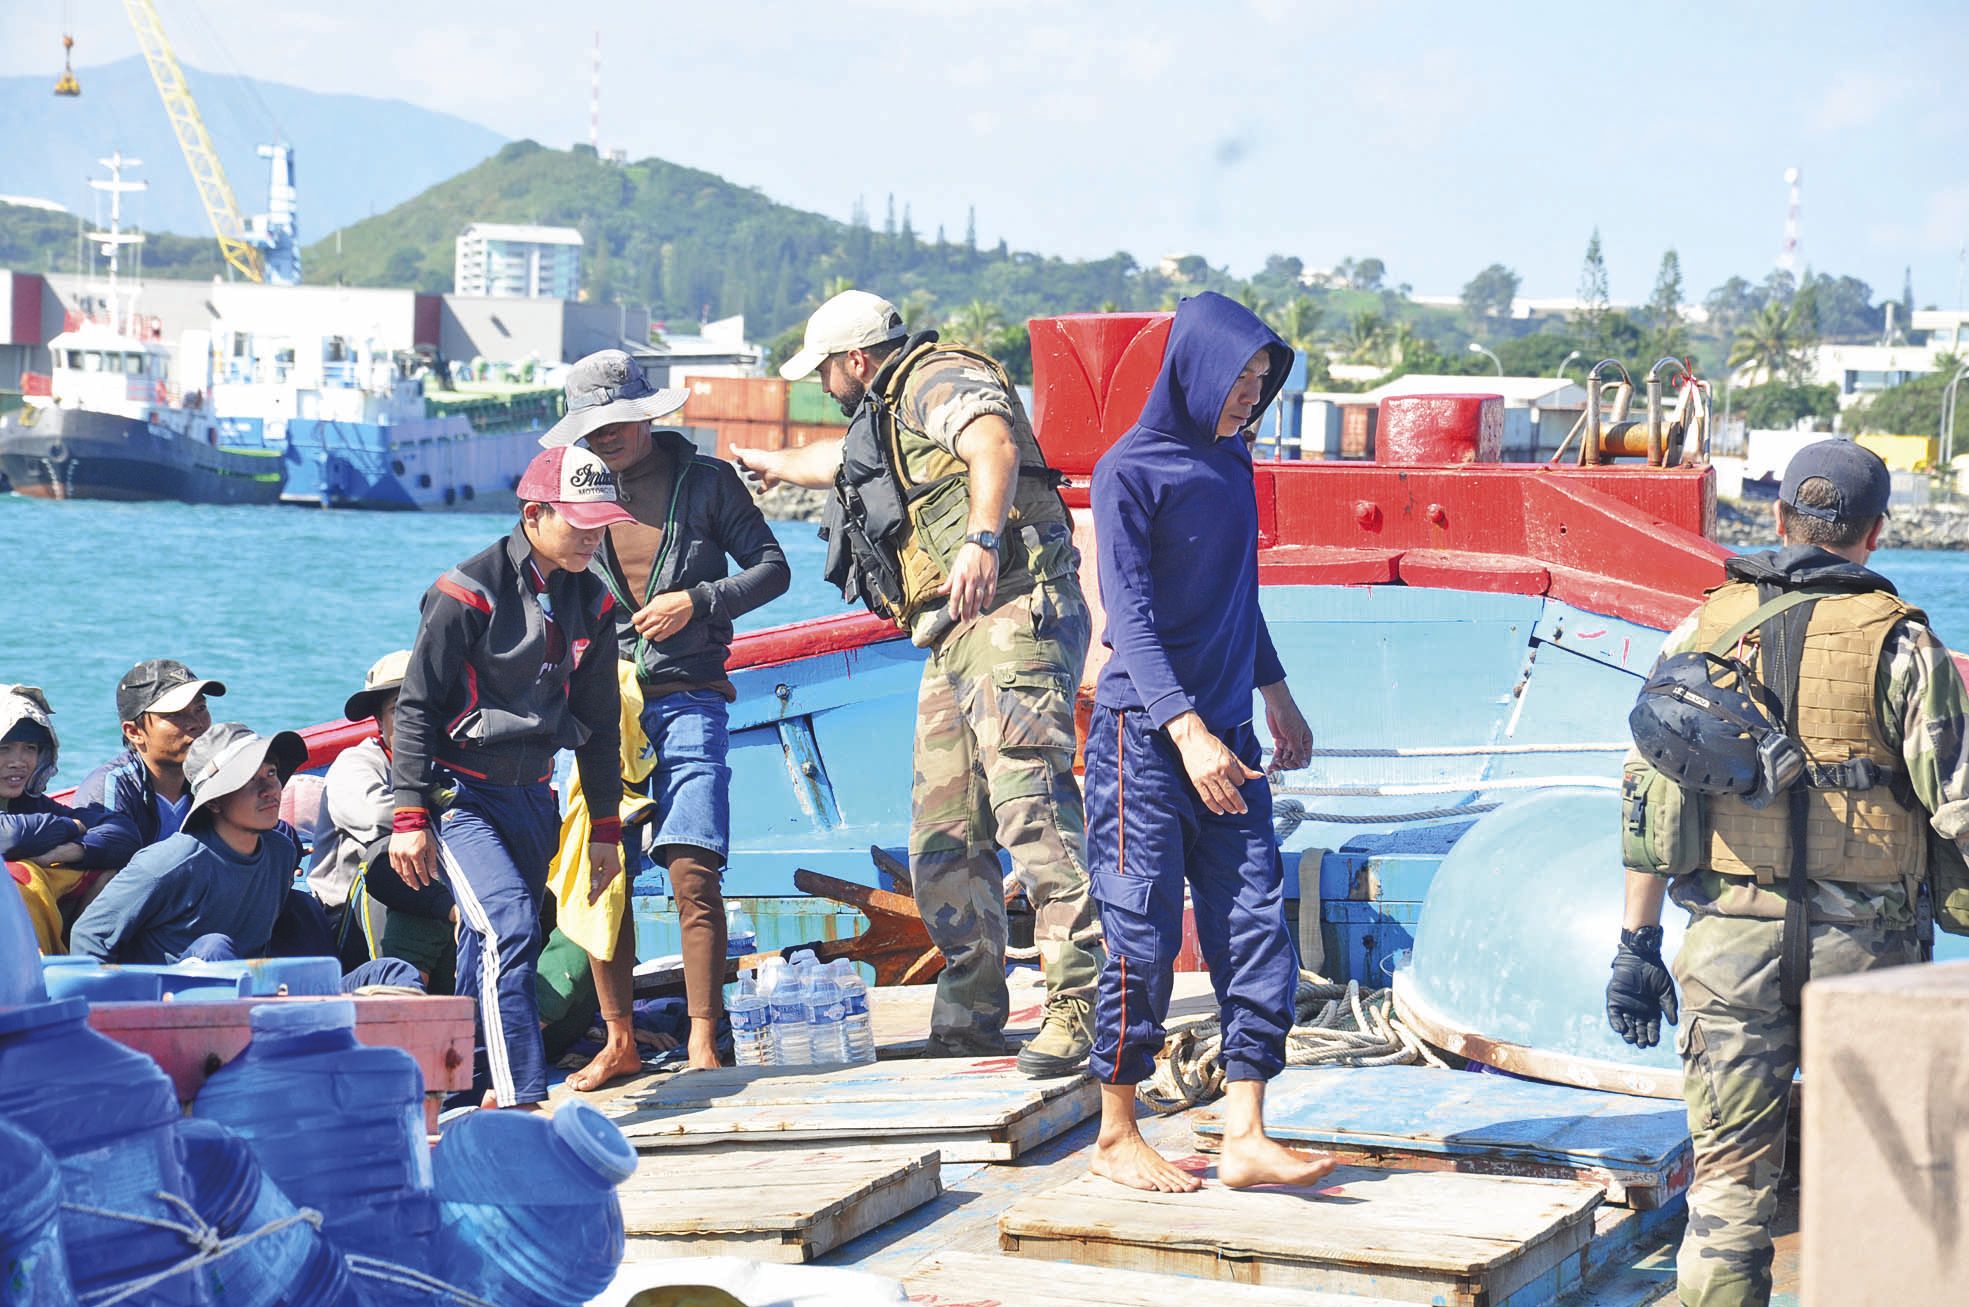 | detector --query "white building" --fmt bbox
[646,314,767,384]
[453,224,583,300]
[1913,309,1969,355]
[1805,342,1949,408]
